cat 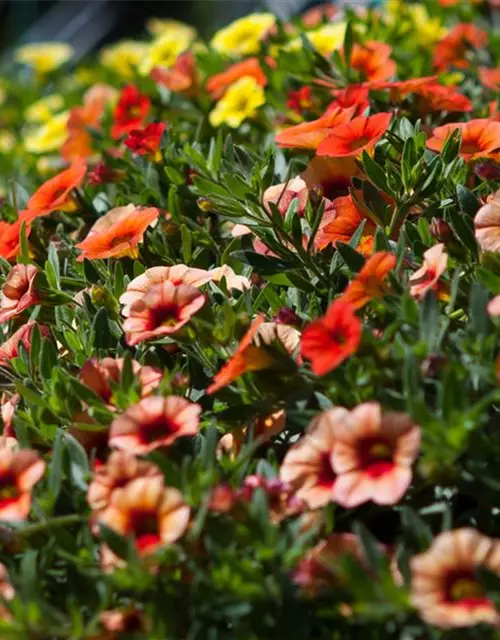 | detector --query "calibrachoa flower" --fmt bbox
[409,244,448,300]
[349,41,396,82]
[0,448,45,521]
[97,477,190,567]
[0,322,49,366]
[474,189,500,253]
[262,177,309,217]
[79,357,162,404]
[121,281,205,346]
[280,408,347,508]
[300,299,362,376]
[328,85,369,116]
[75,204,160,261]
[96,607,148,637]
[317,112,392,158]
[411,529,500,628]
[275,106,354,150]
[152,51,198,96]
[210,13,275,56]
[0,264,40,323]
[207,58,267,100]
[15,42,73,73]
[111,85,151,140]
[0,217,32,261]
[87,451,162,512]
[109,395,201,454]
[22,160,86,219]
[24,110,70,154]
[433,23,488,70]
[209,76,266,129]
[0,563,14,621]
[426,119,500,161]
[341,252,396,310]
[330,402,421,507]
[287,86,313,115]
[124,122,165,158]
